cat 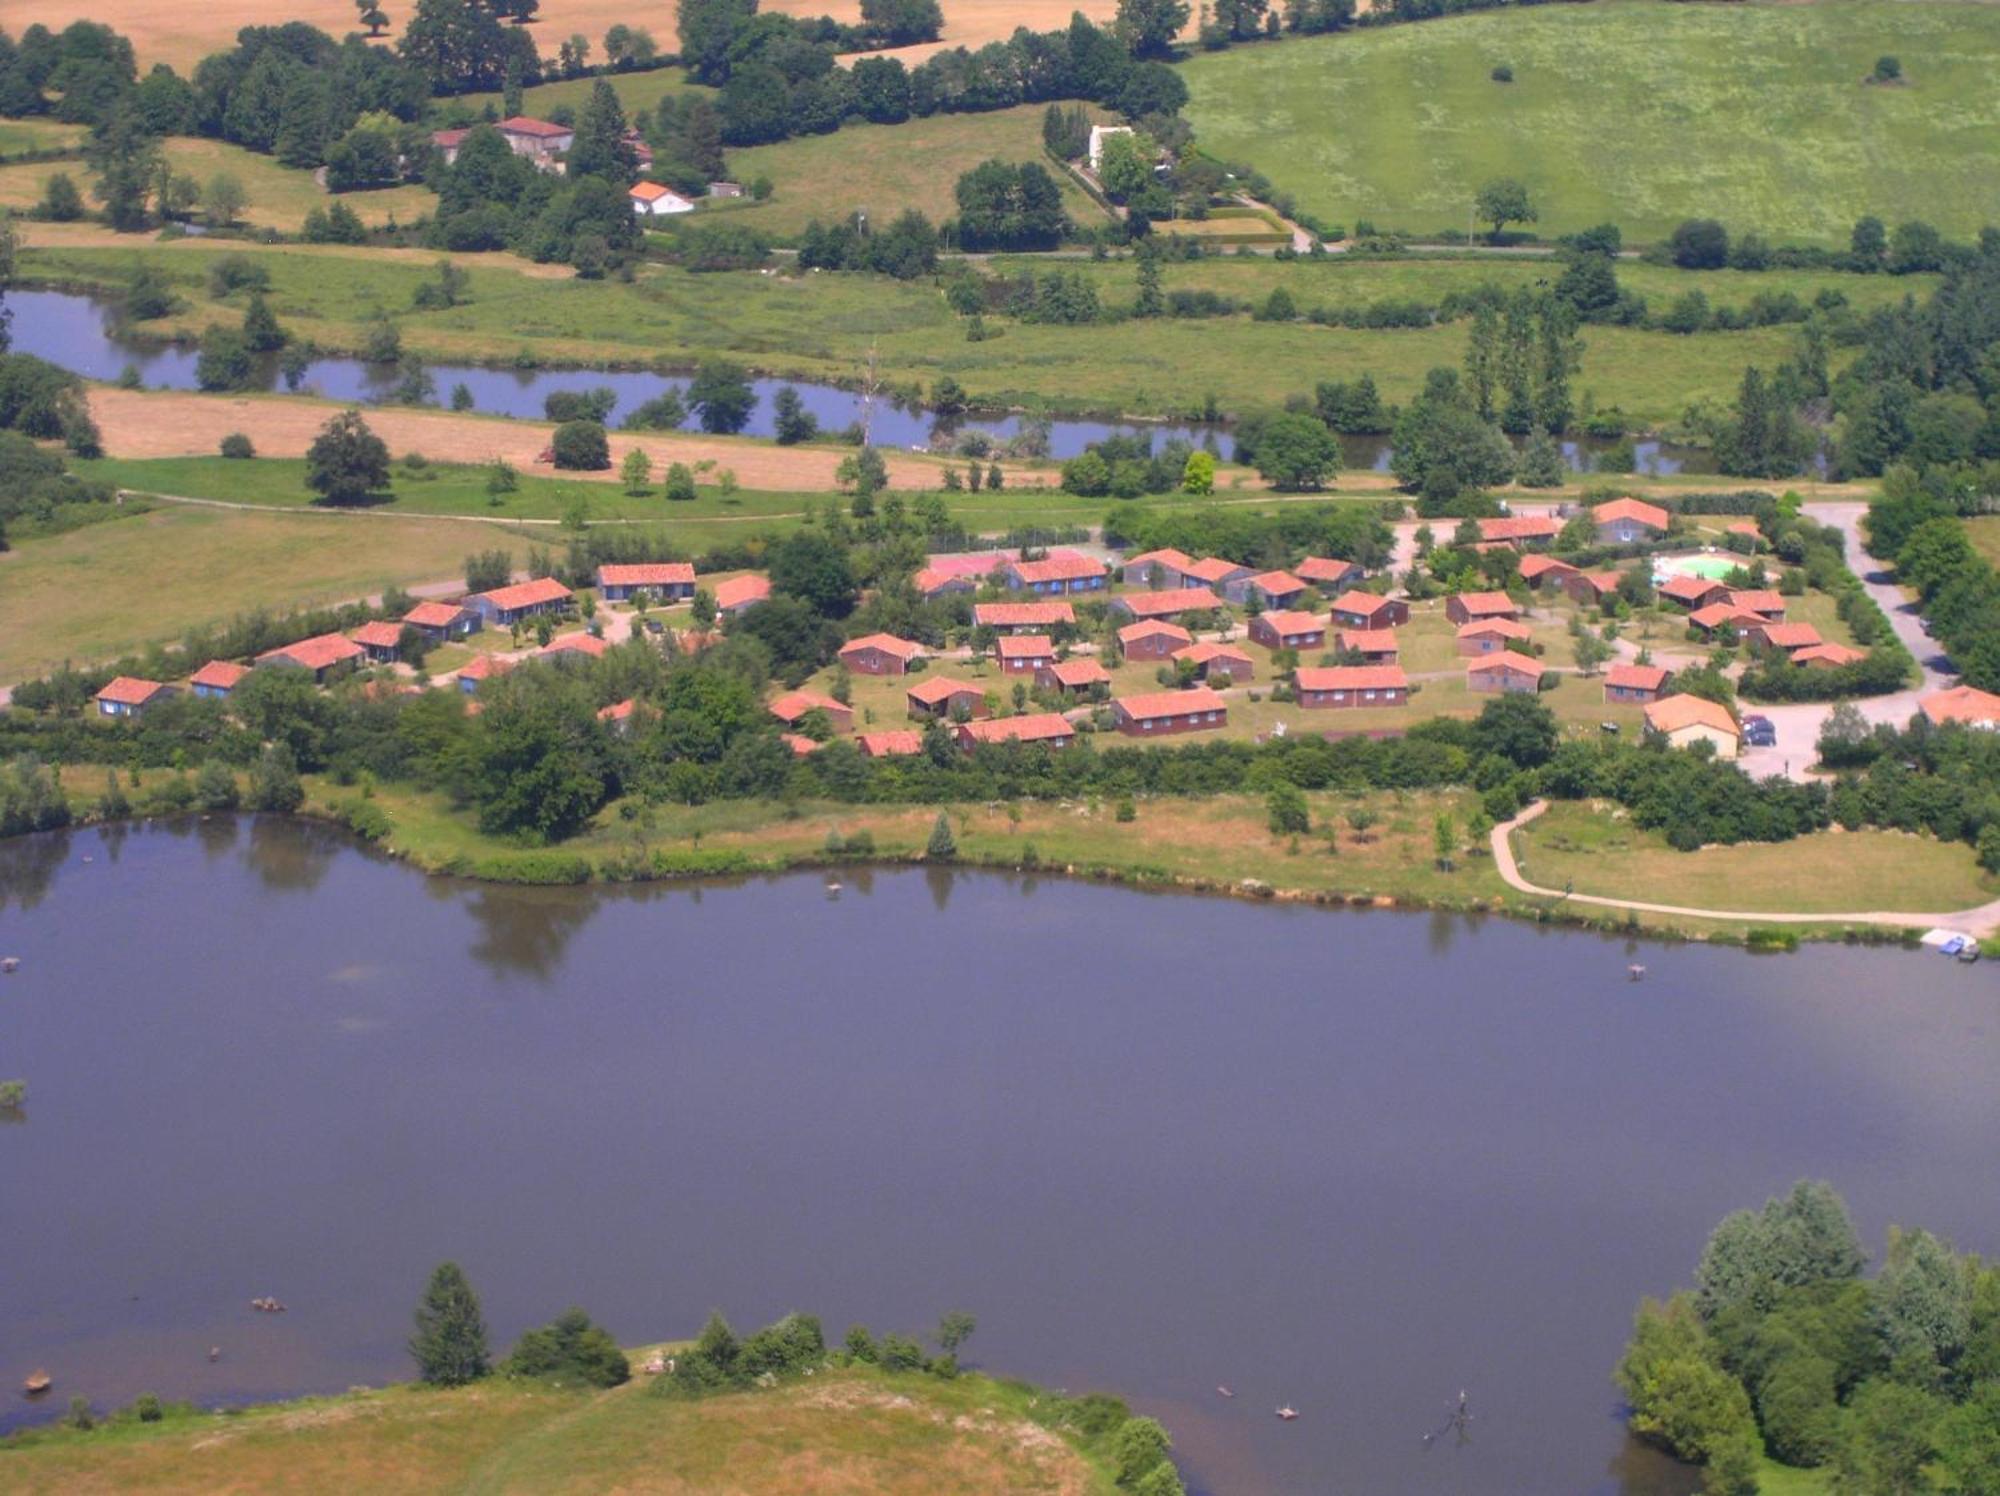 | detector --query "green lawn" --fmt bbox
[1964,515,2000,571]
[724,106,1113,236]
[1513,800,1996,913]
[22,234,1847,426]
[1182,0,2000,245]
[0,118,85,156]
